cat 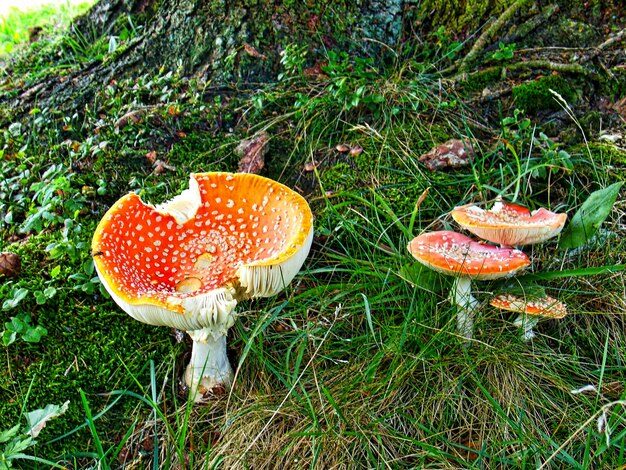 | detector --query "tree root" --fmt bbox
[459,0,534,73]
